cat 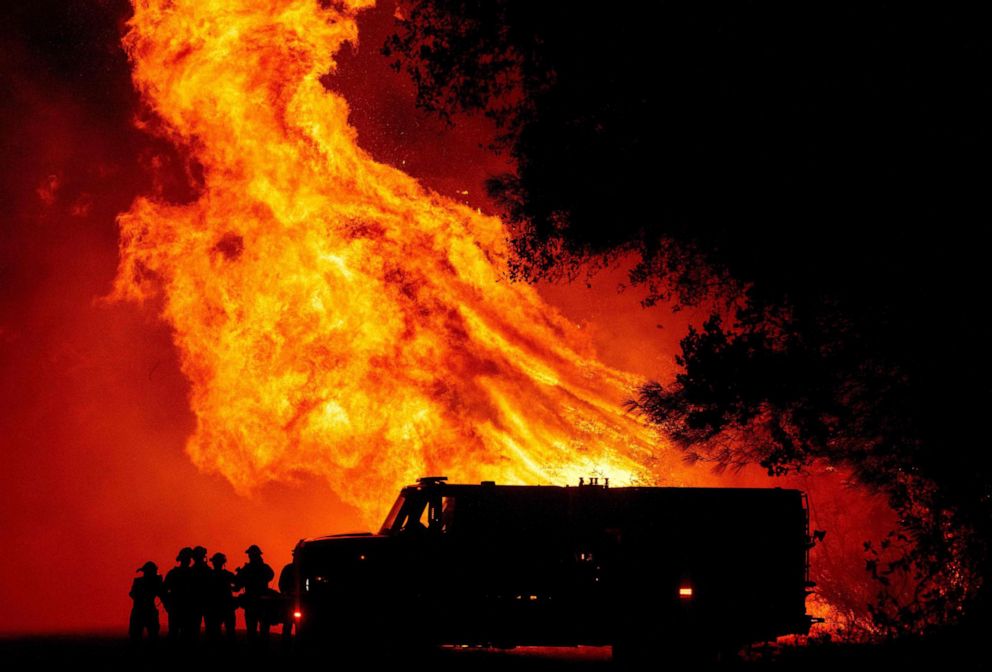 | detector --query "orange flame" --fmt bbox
[112,0,709,521]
